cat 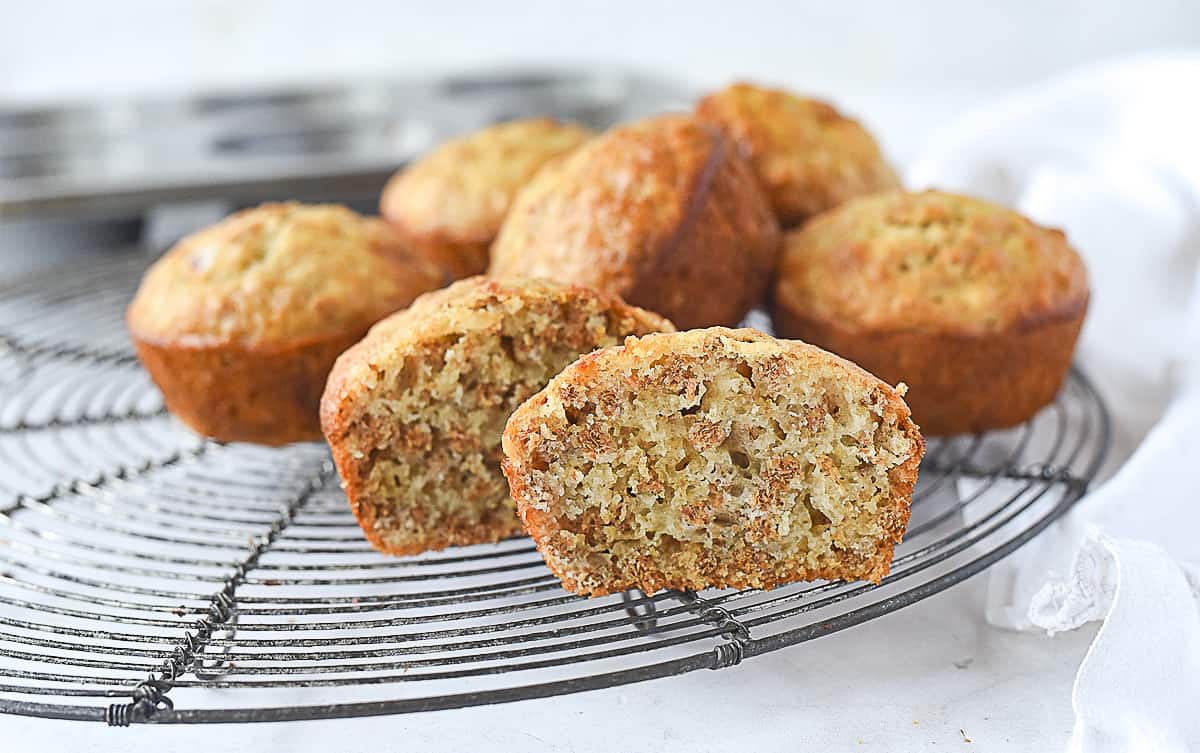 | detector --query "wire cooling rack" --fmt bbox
[0,252,1109,725]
